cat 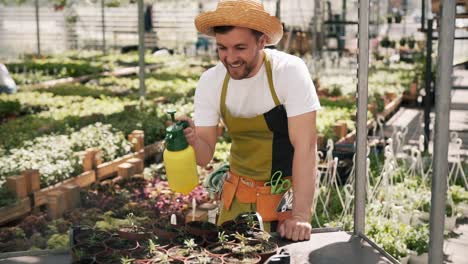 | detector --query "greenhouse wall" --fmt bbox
[0,0,319,58]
